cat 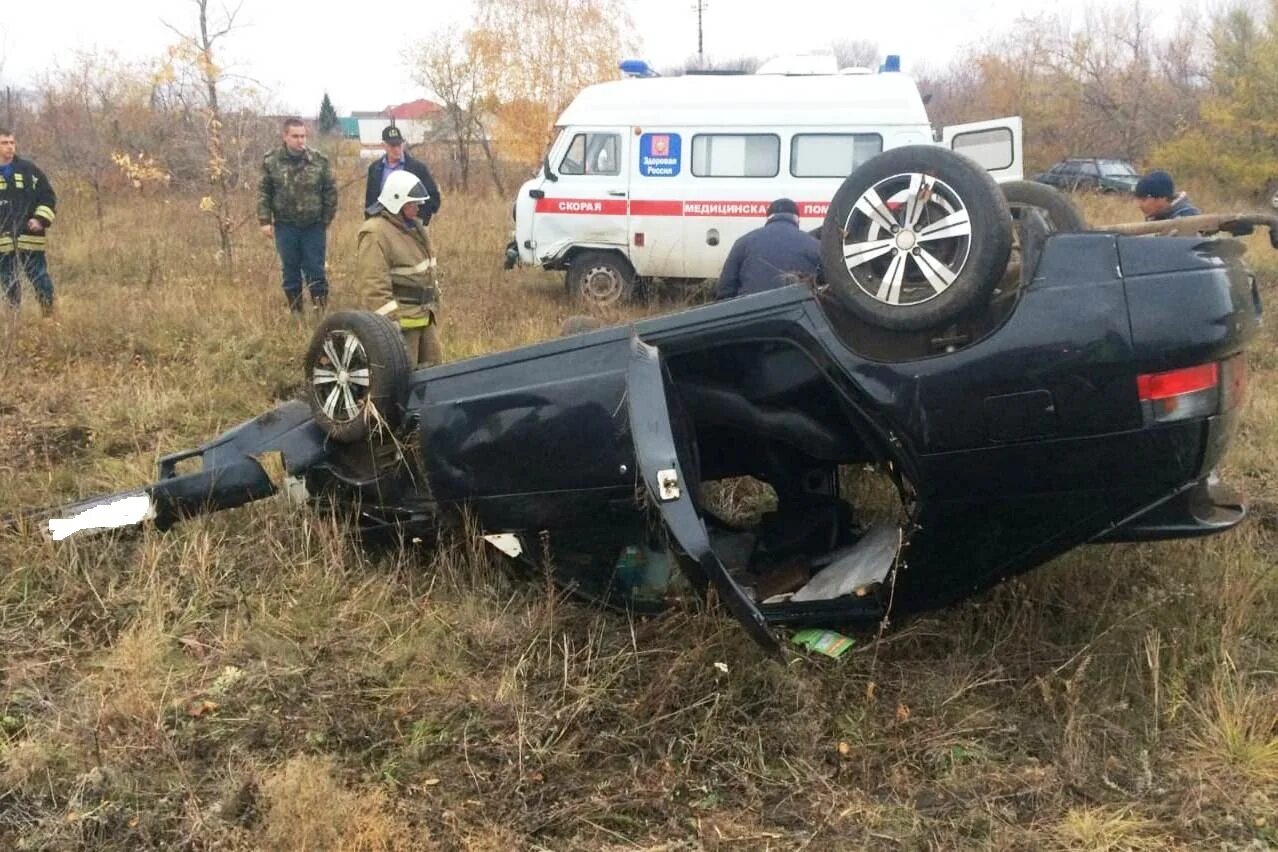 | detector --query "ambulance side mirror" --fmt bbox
[529,189,545,199]
[706,228,720,247]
